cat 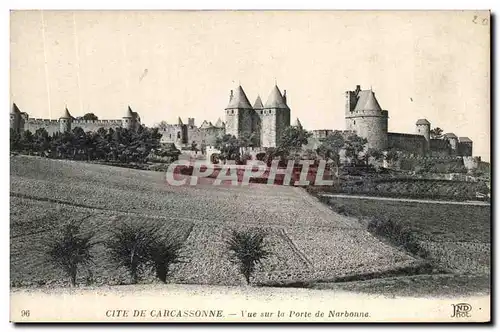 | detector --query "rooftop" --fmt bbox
[226,85,253,109]
[60,107,72,119]
[444,133,458,138]
[264,85,289,109]
[354,90,382,112]
[416,119,430,125]
[253,95,264,109]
